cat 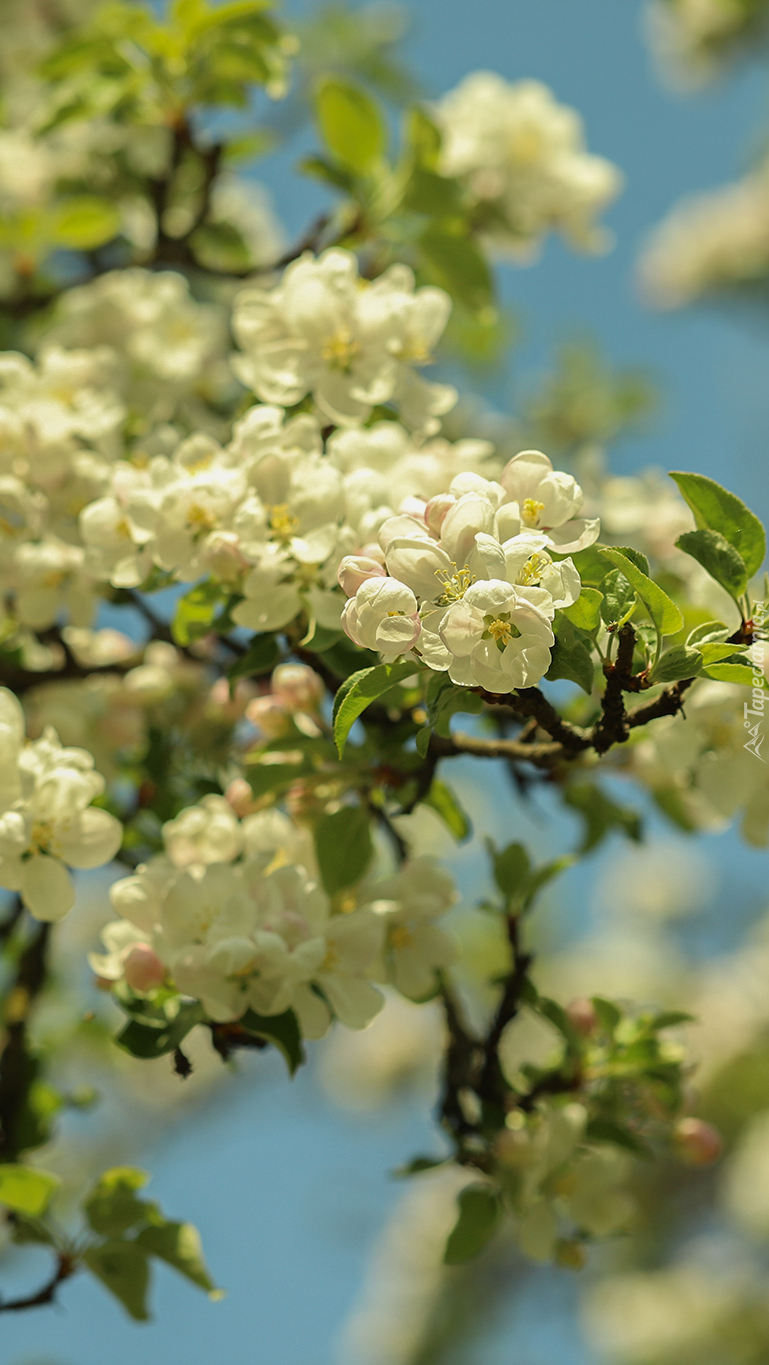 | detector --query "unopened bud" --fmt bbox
[425,493,456,538]
[123,944,166,993]
[674,1117,722,1166]
[271,663,323,712]
[246,694,290,739]
[337,554,386,598]
[225,778,255,818]
[566,998,597,1036]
